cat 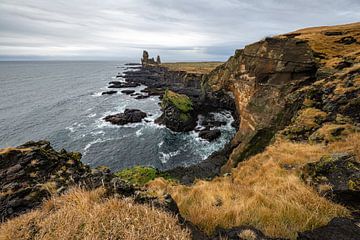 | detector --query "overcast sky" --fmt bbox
[0,0,359,61]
